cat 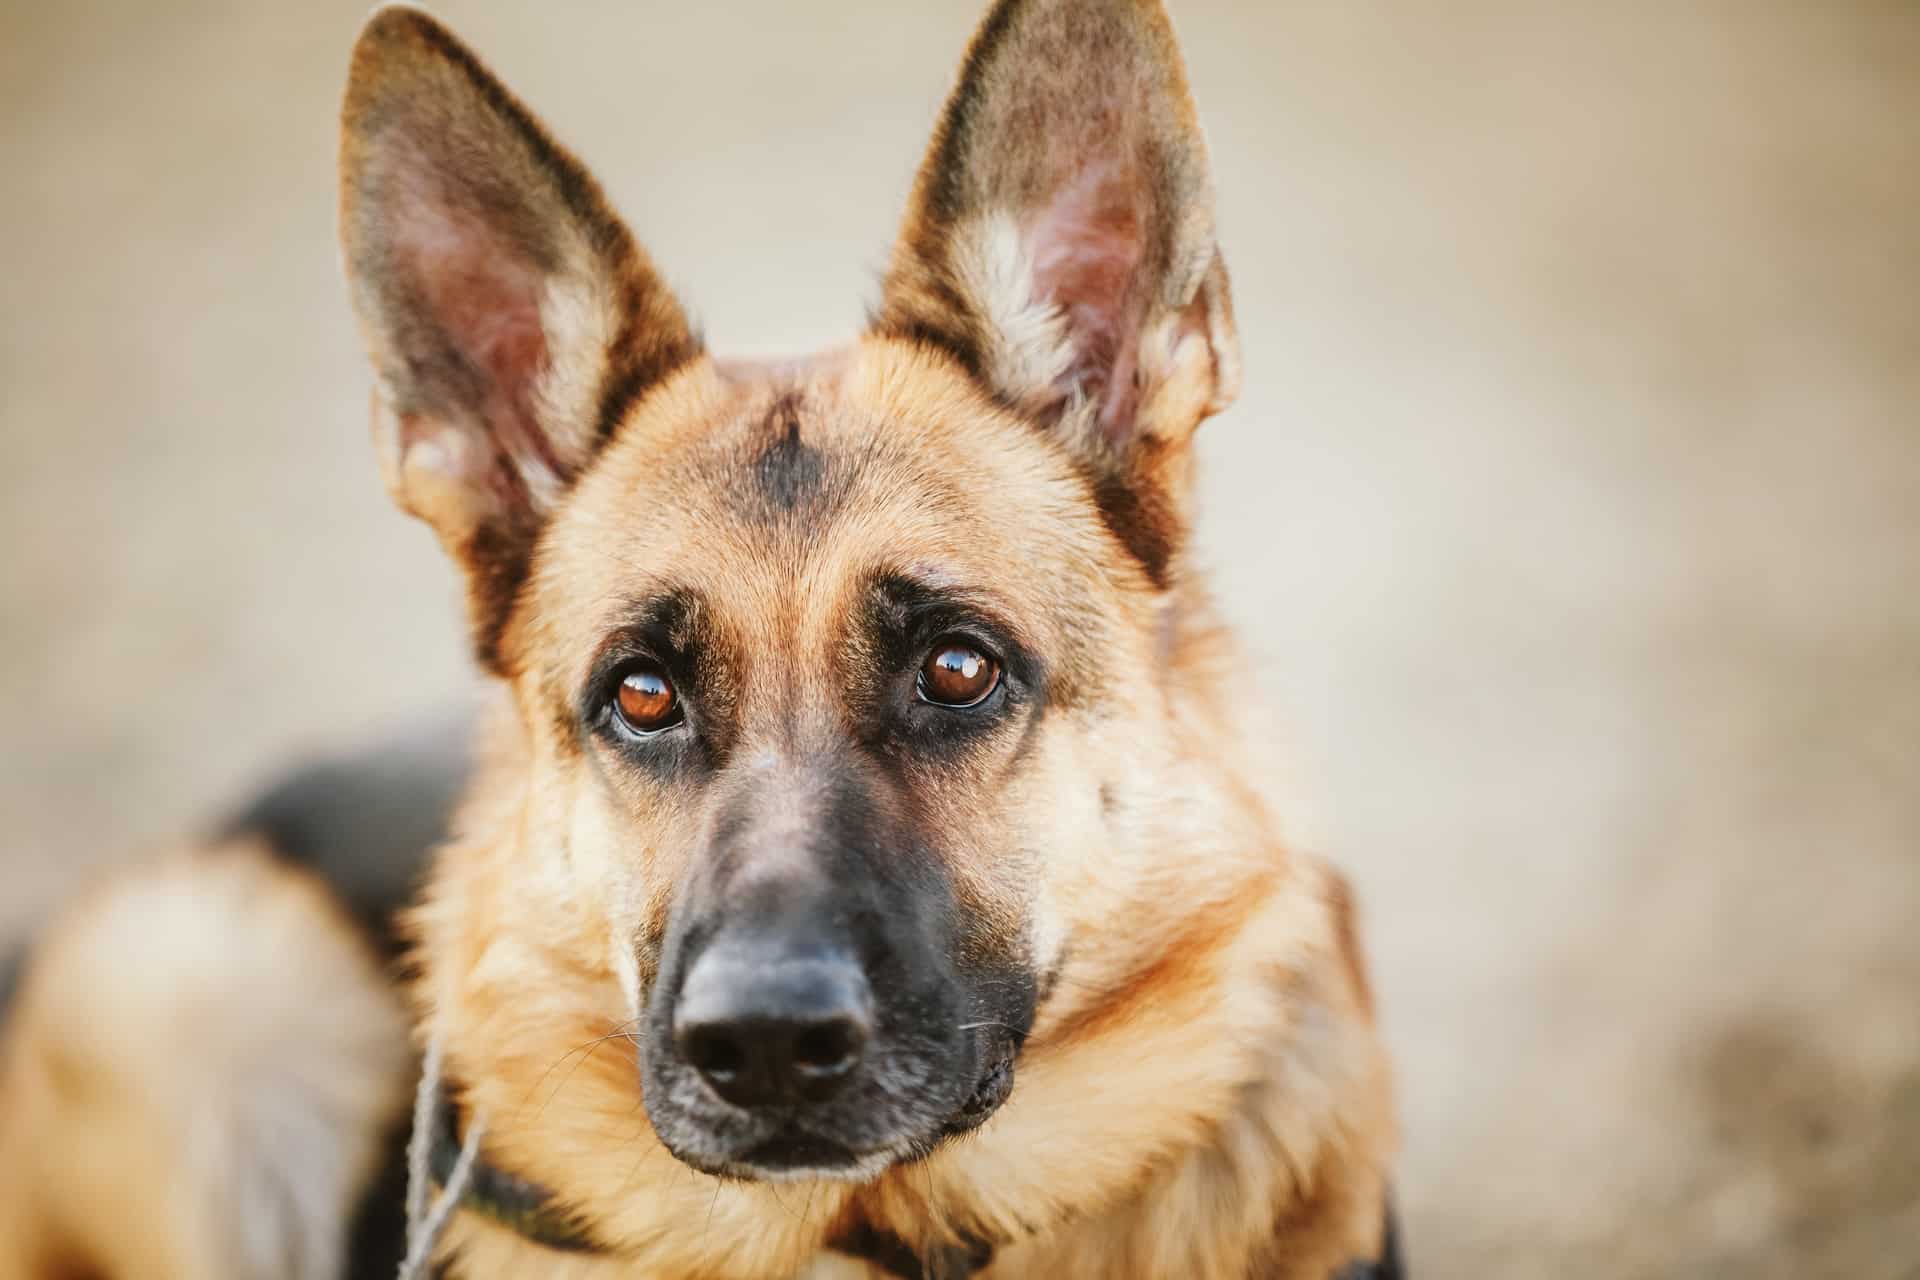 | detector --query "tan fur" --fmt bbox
[0,844,410,1280]
[1,3,1395,1277]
